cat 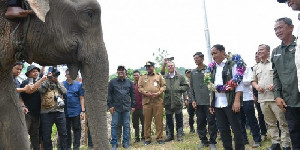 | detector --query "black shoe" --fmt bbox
[244,140,249,145]
[190,128,195,133]
[134,138,140,143]
[144,141,151,145]
[157,140,165,144]
[164,136,174,142]
[267,143,281,150]
[282,147,291,150]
